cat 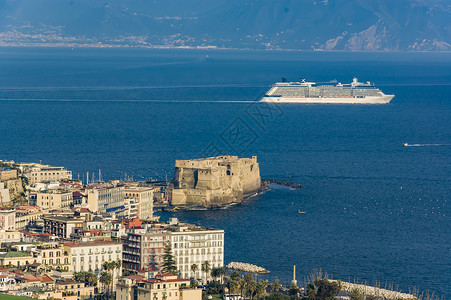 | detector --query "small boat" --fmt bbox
[298,210,306,214]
